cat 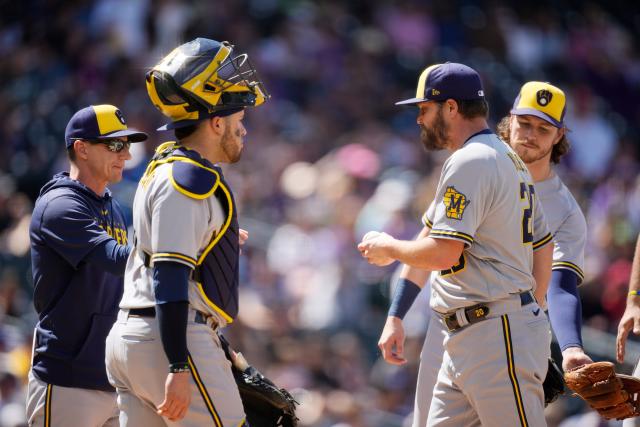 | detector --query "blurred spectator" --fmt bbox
[565,86,618,181]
